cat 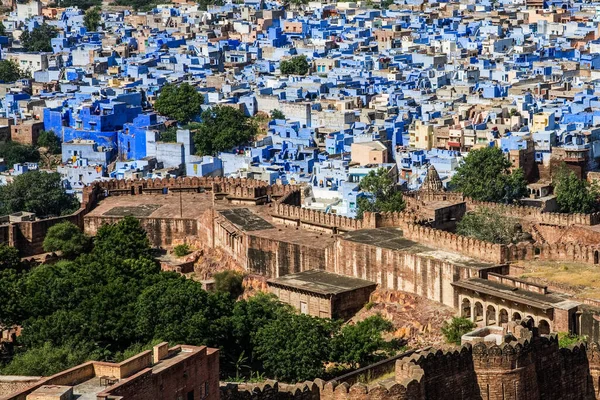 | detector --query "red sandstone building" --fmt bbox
[0,343,219,400]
